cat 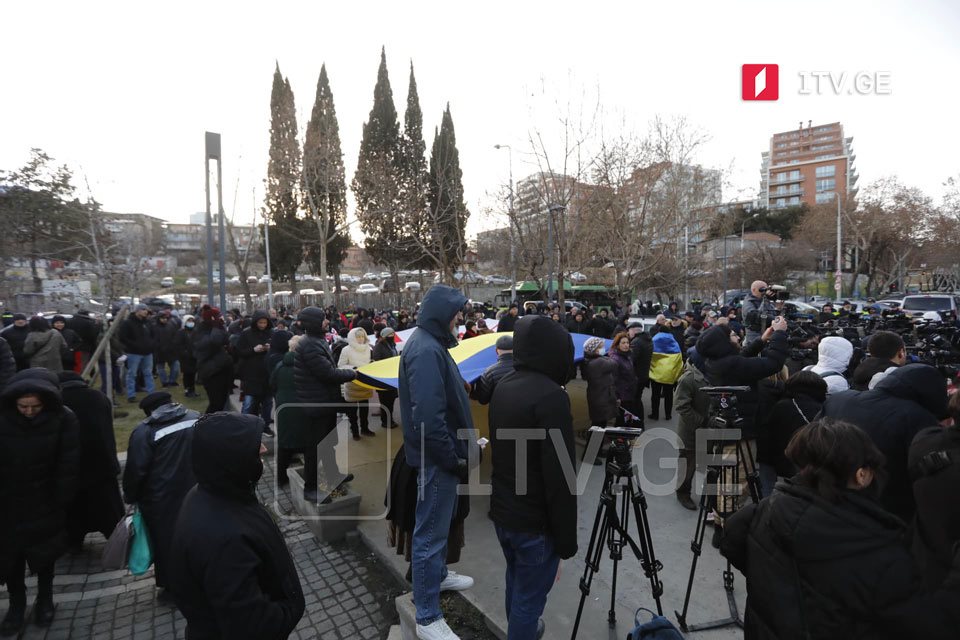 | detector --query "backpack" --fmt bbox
[626,608,683,640]
[331,338,349,366]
